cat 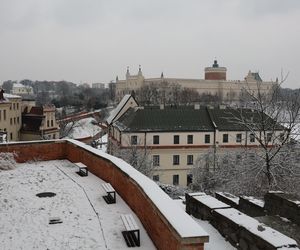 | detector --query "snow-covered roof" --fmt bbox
[63,117,101,139]
[3,93,21,99]
[67,139,209,239]
[215,208,298,248]
[106,94,132,124]
[0,160,156,249]
[13,83,25,88]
